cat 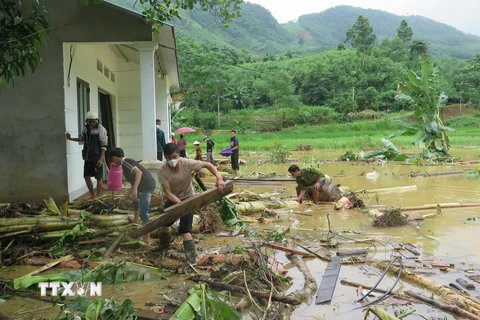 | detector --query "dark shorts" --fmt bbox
[231,153,239,170]
[179,150,186,158]
[162,200,193,234]
[84,160,103,179]
[157,152,163,161]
